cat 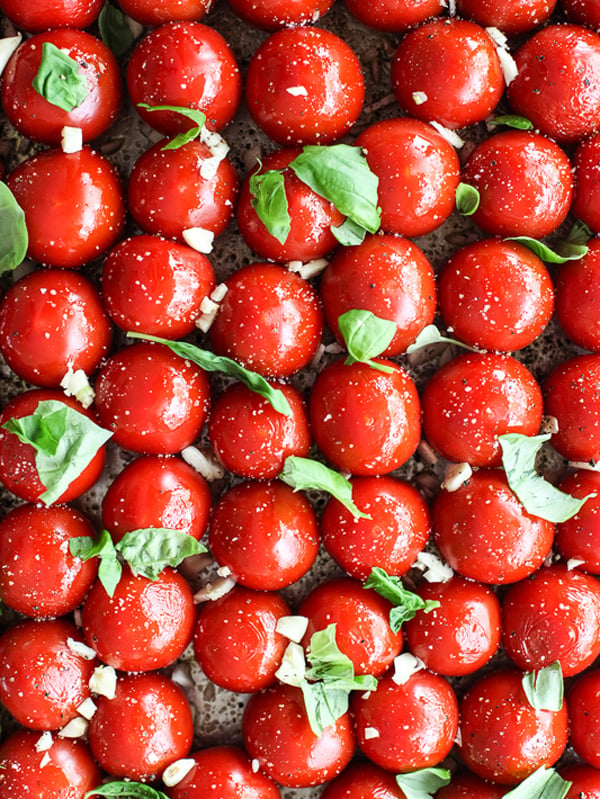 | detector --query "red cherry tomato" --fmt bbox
[209,263,323,377]
[455,0,556,33]
[193,585,290,692]
[117,0,214,25]
[227,0,334,29]
[354,118,460,238]
[343,0,443,32]
[0,0,103,31]
[561,0,600,28]
[87,672,194,782]
[438,239,554,352]
[391,18,504,129]
[94,342,210,455]
[242,682,355,788]
[436,772,508,798]
[319,233,436,356]
[309,359,421,476]
[245,27,364,146]
[0,503,98,619]
[0,617,96,731]
[567,669,600,768]
[555,471,600,573]
[556,239,600,351]
[572,134,600,234]
[0,268,111,387]
[208,480,319,590]
[561,764,600,798]
[127,22,241,134]
[320,760,406,799]
[6,146,124,269]
[1,29,121,144]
